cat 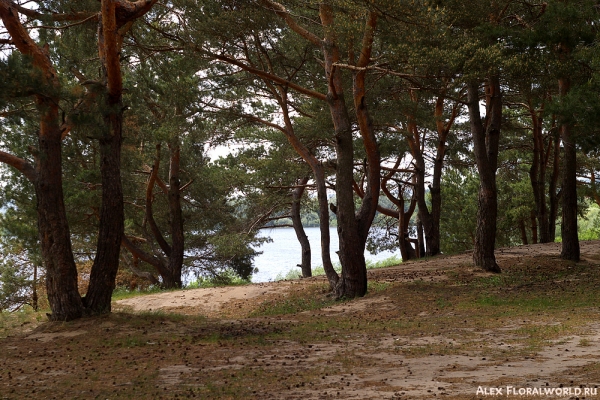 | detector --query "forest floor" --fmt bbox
[2,241,600,399]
